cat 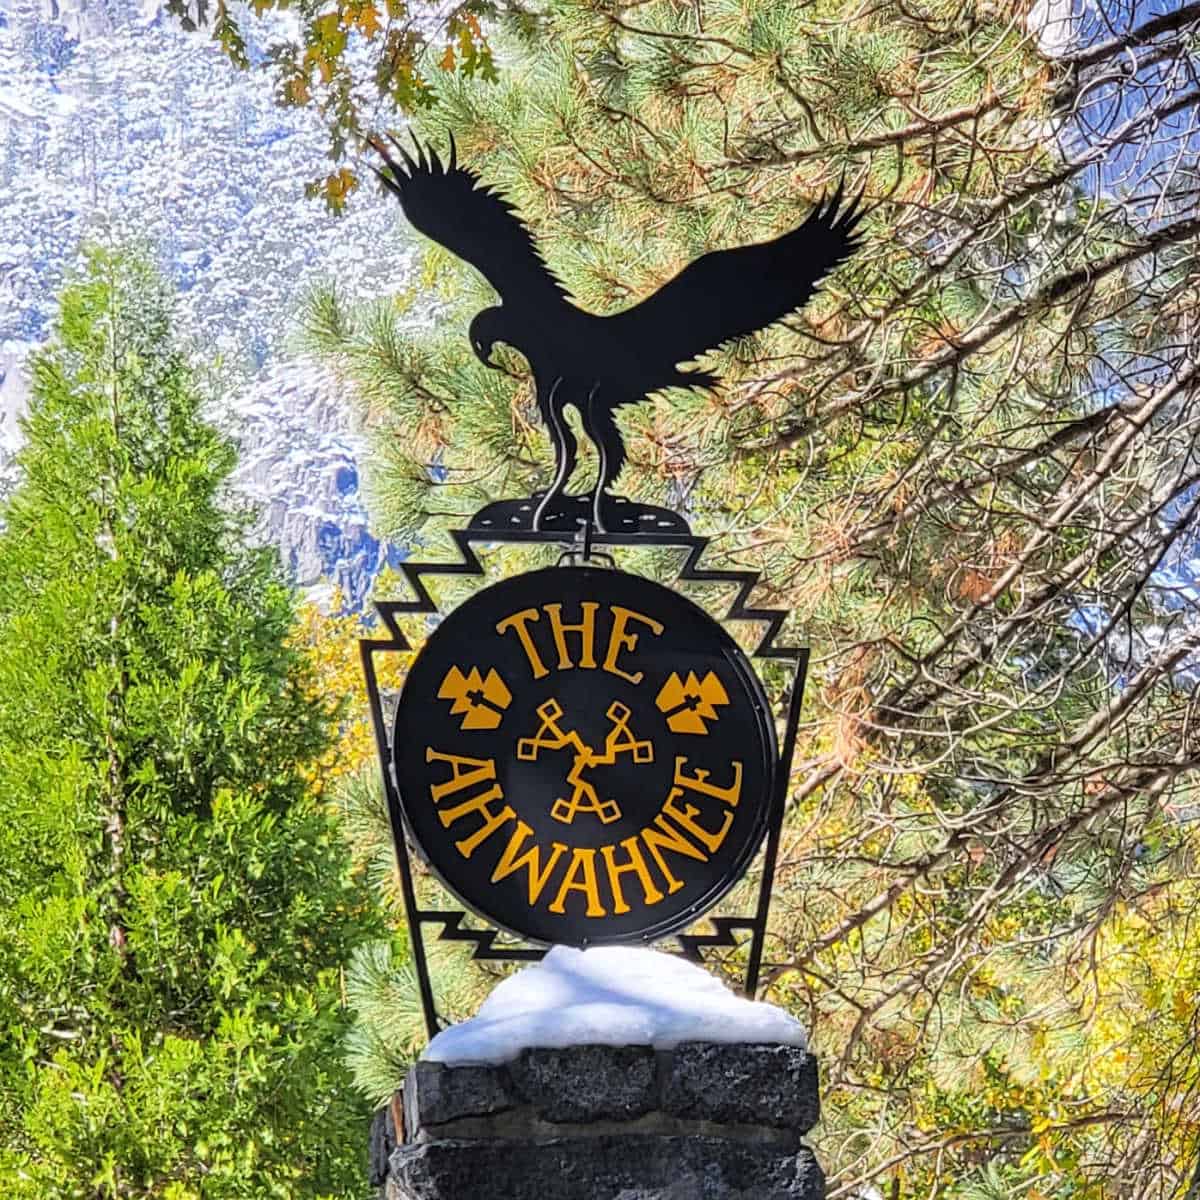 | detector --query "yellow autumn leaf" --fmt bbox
[292,593,410,793]
[355,4,382,38]
[323,168,359,209]
[284,74,310,105]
